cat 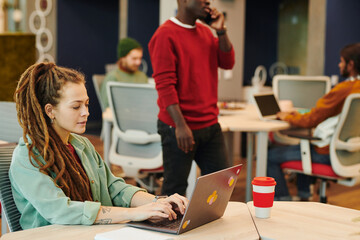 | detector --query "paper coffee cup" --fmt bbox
[252,177,276,219]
